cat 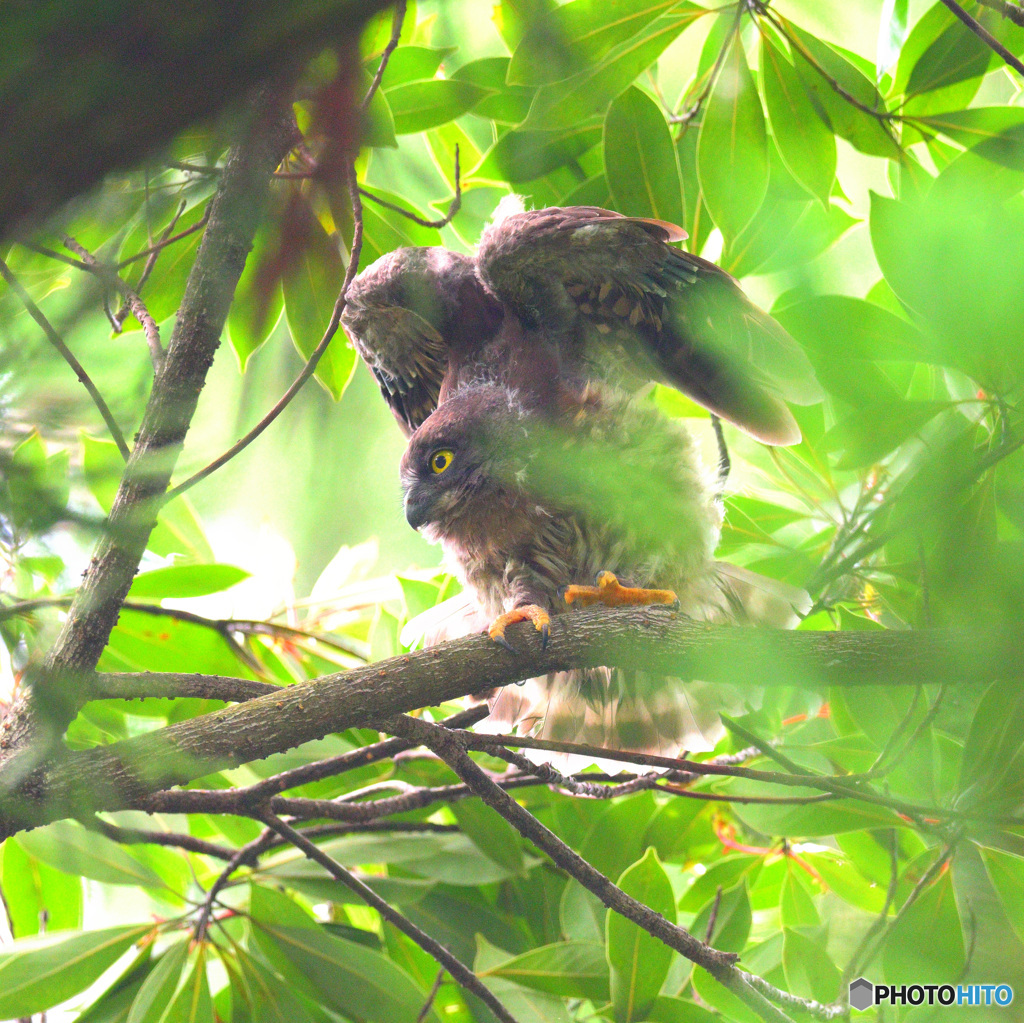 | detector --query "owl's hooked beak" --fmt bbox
[404,490,433,530]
